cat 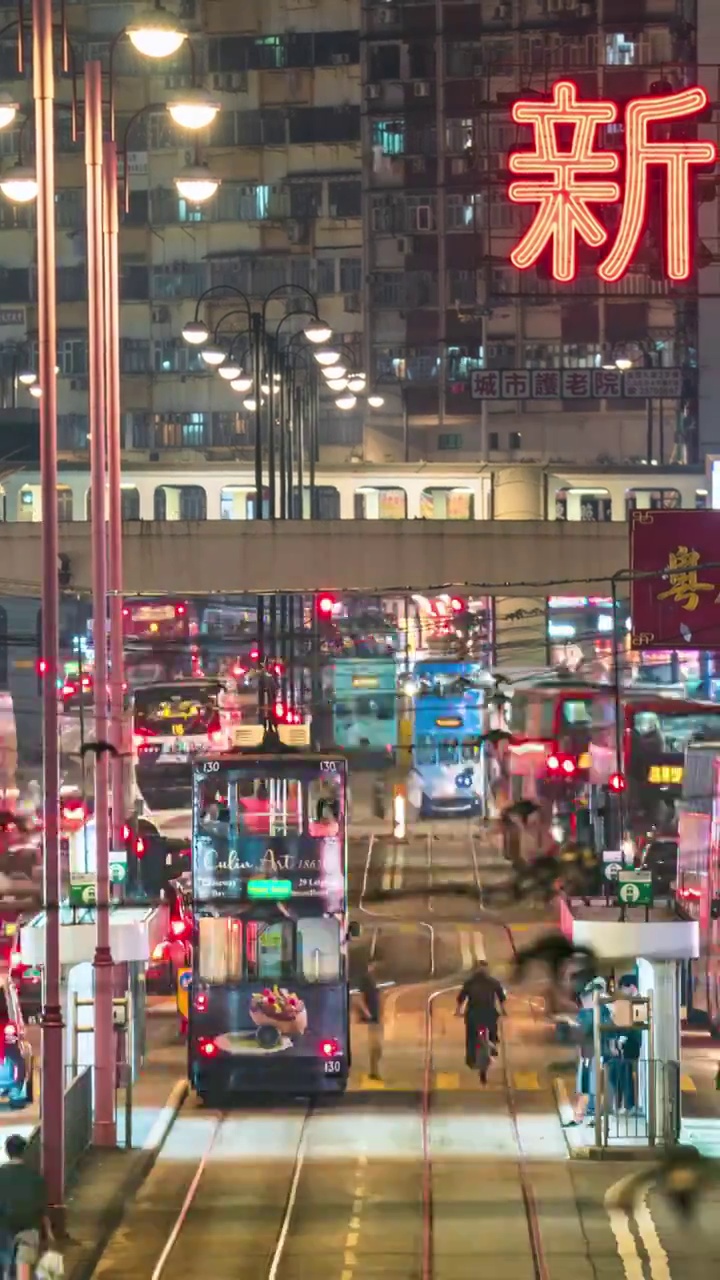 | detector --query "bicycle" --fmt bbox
[475,1026,493,1084]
